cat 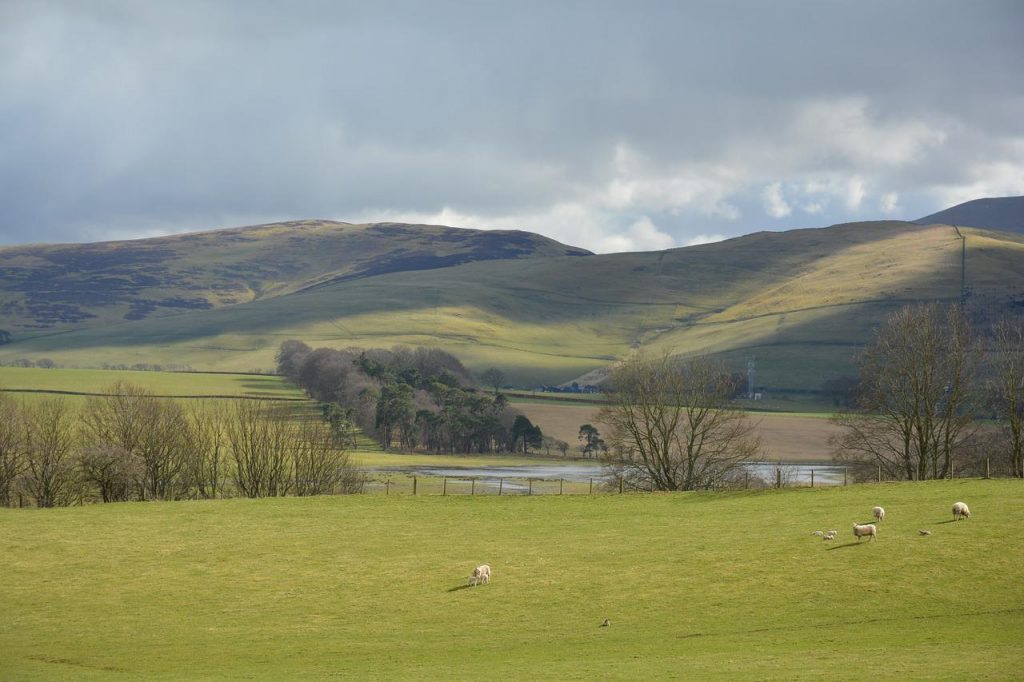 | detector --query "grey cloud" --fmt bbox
[0,0,1022,248]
